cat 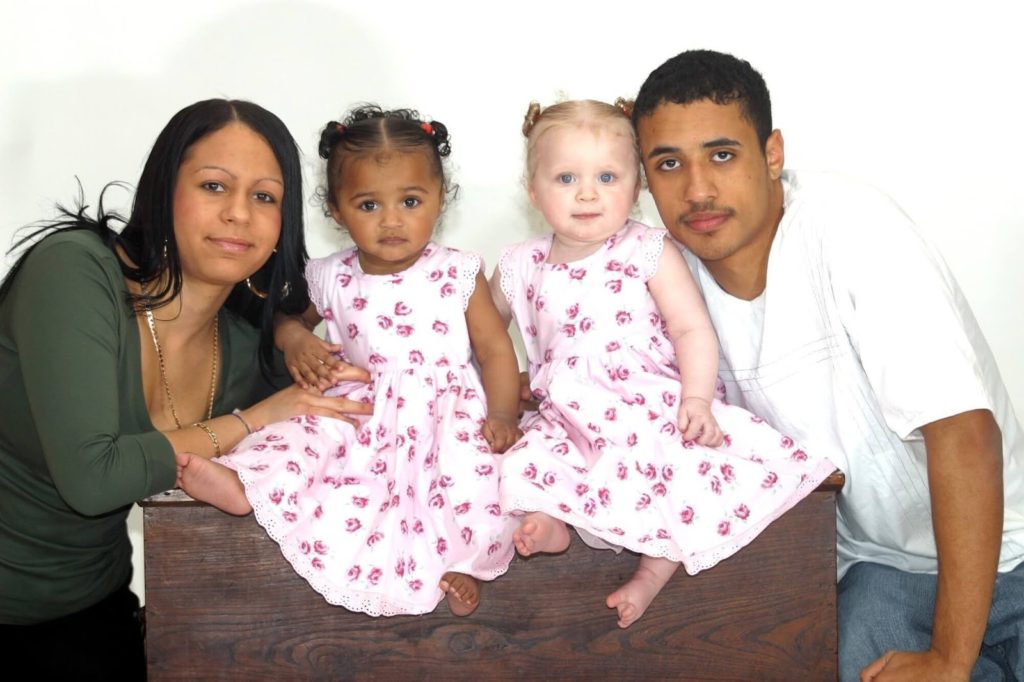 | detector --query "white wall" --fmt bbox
[4,1,1021,602]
